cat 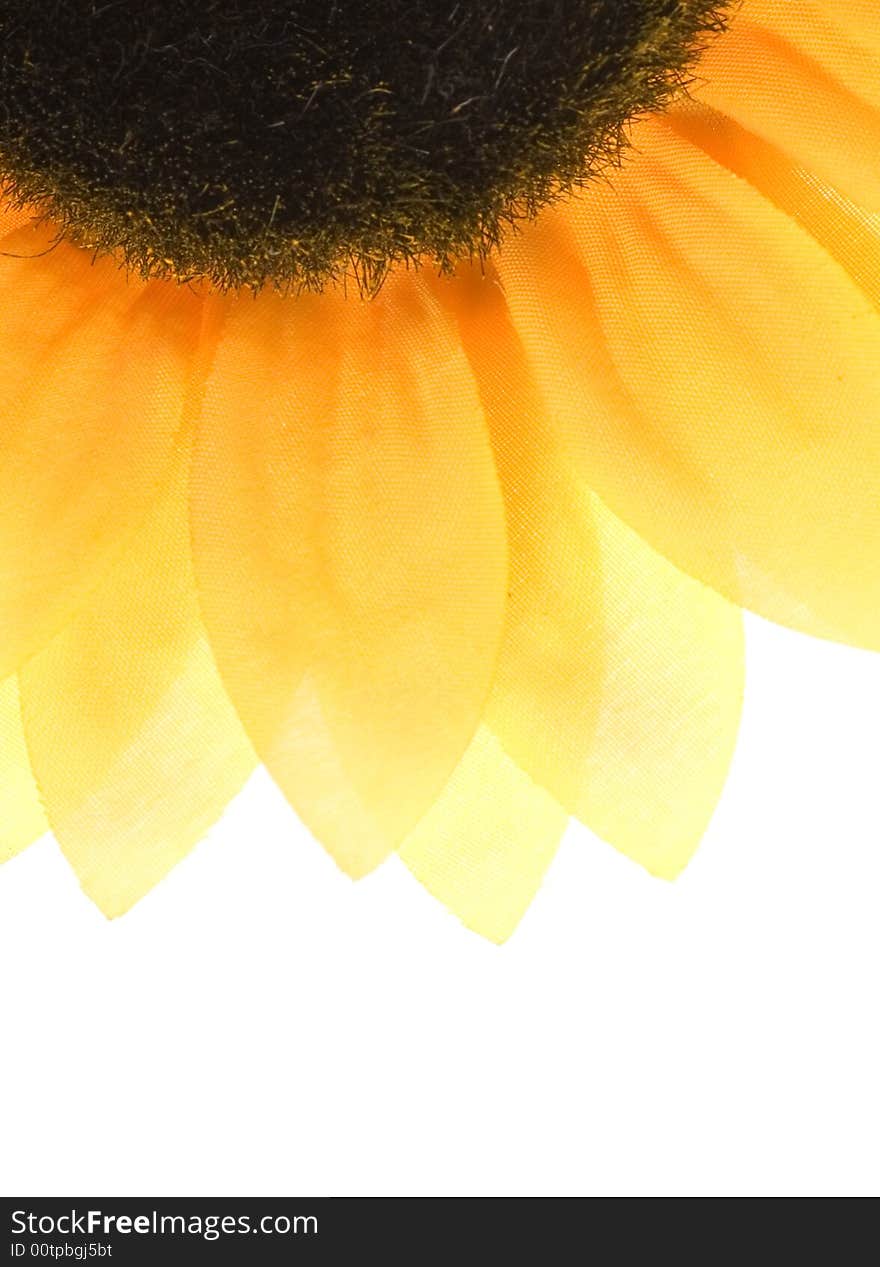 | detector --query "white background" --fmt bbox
[2,613,879,1197]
